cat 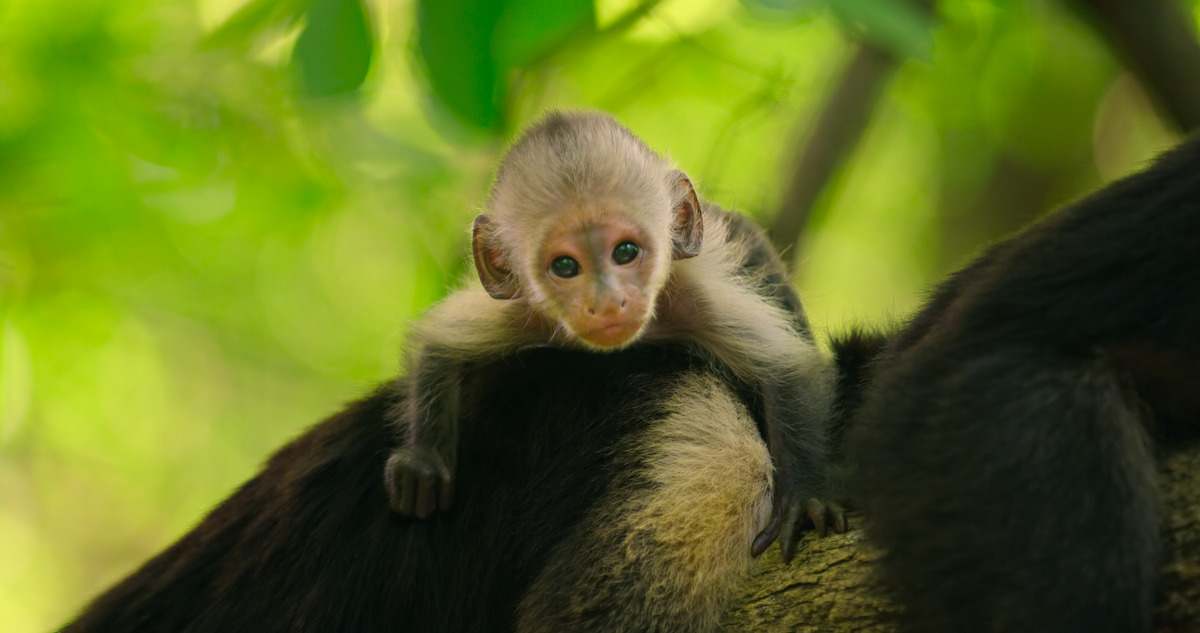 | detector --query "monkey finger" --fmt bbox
[803,498,828,537]
[397,470,418,516]
[414,472,439,519]
[438,475,455,513]
[384,454,418,516]
[751,518,781,557]
[779,503,804,564]
[828,501,848,534]
[803,498,849,535]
